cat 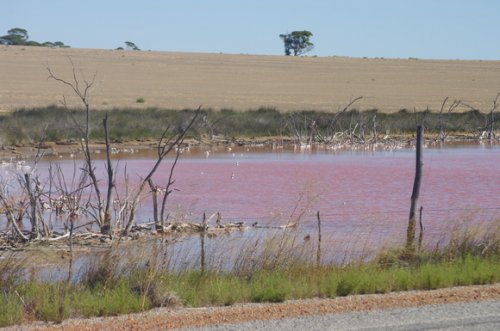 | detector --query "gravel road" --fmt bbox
[183,300,500,331]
